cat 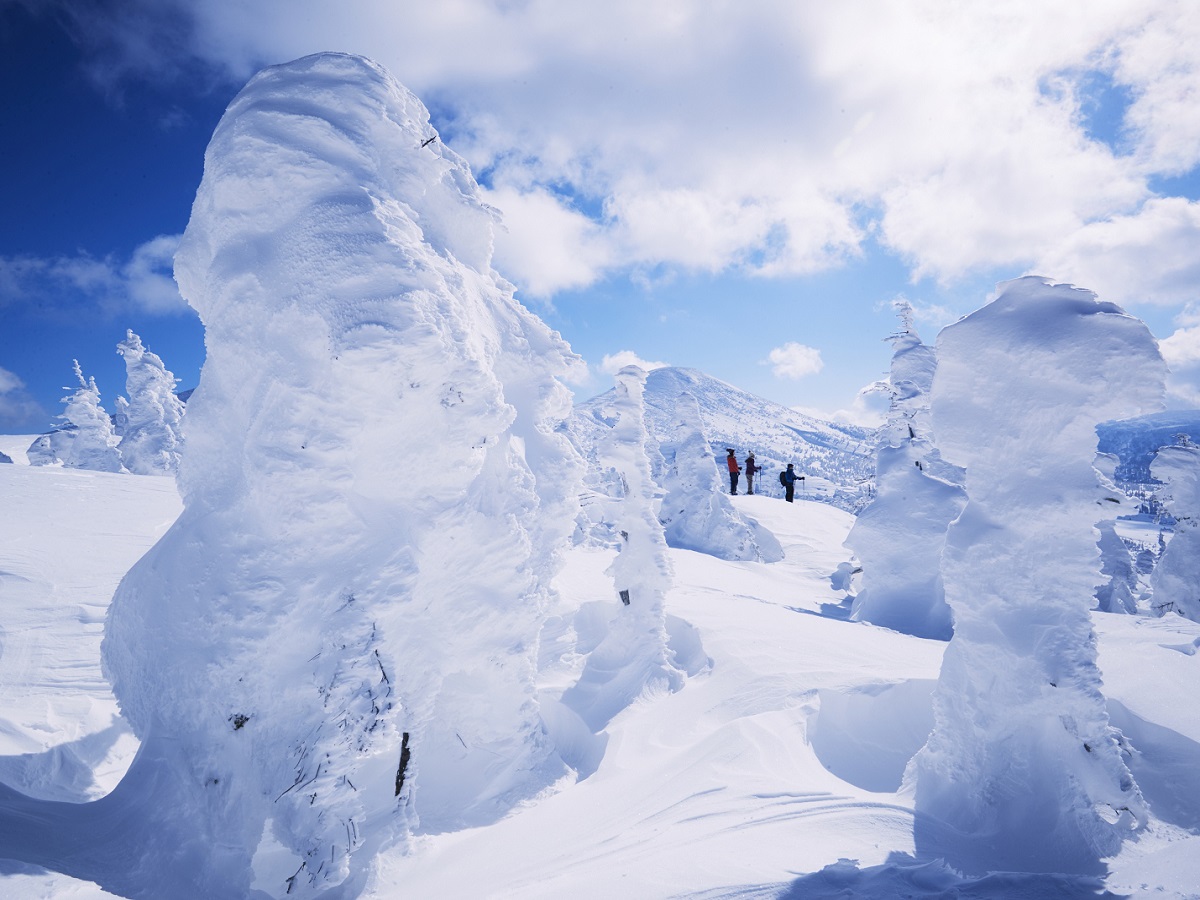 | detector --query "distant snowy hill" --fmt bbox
[1099,410,1200,483]
[568,367,876,511]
